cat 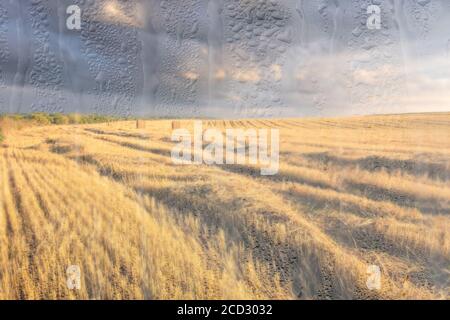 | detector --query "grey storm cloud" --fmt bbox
[0,0,450,118]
